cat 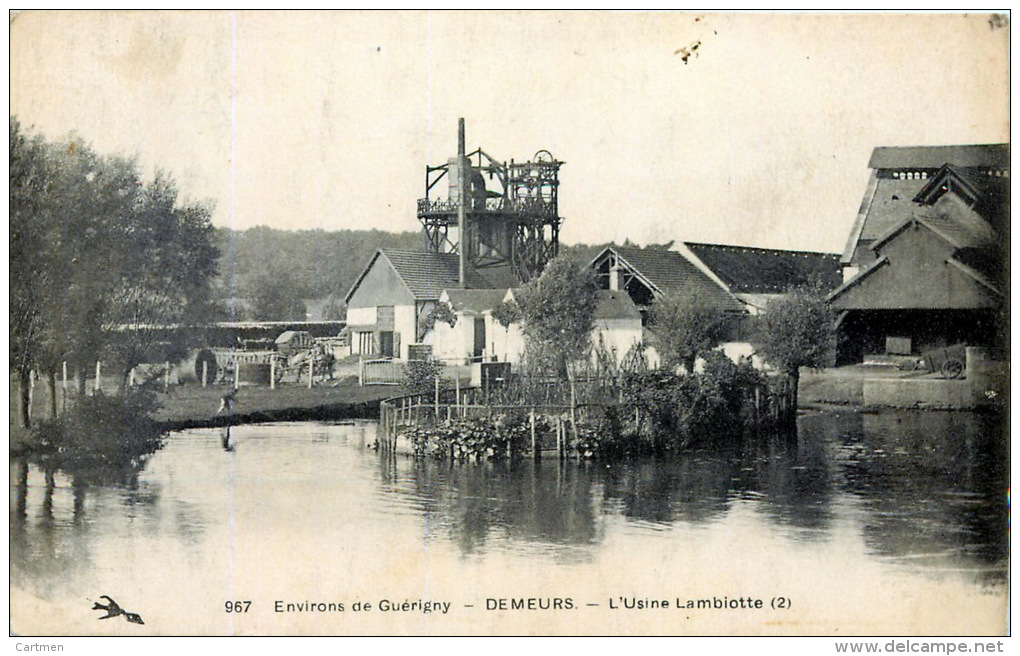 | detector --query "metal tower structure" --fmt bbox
[416,119,563,285]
